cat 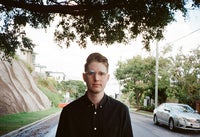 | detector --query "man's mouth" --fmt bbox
[92,84,101,87]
